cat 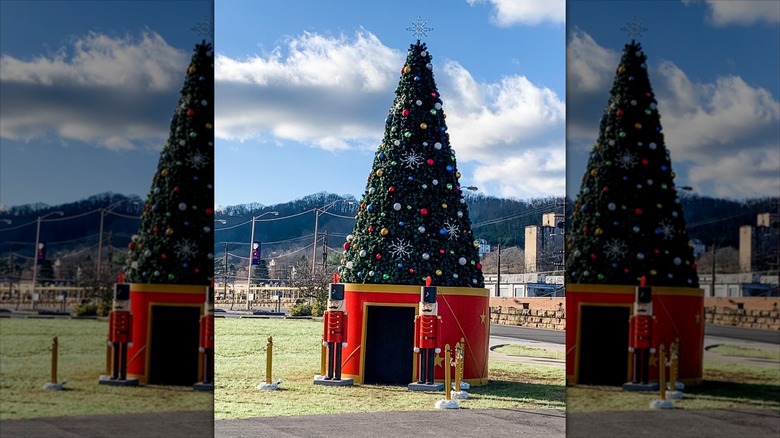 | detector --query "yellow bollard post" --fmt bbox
[658,344,666,401]
[51,336,58,384]
[671,338,679,391]
[320,338,327,377]
[265,336,273,385]
[444,344,452,401]
[454,340,463,392]
[105,338,111,376]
